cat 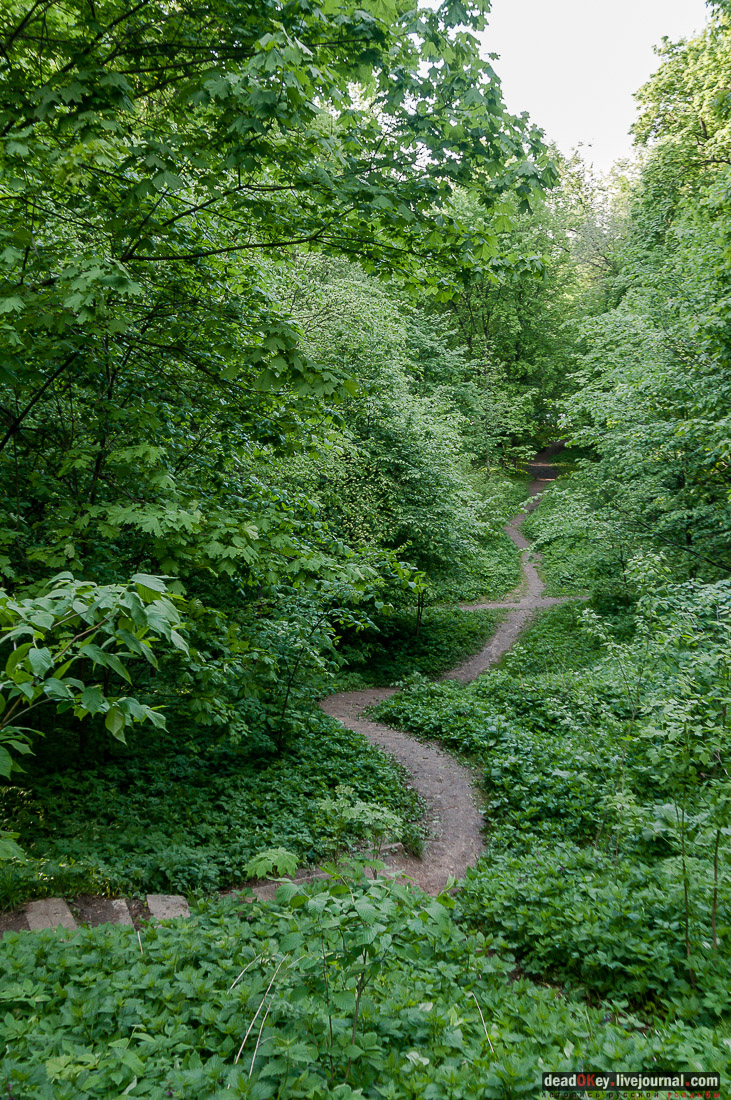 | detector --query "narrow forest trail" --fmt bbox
[321,443,567,894]
[1,446,566,933]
